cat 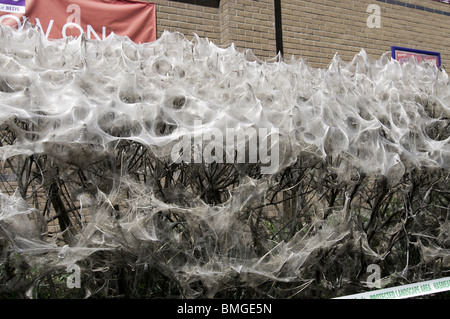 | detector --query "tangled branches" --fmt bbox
[0,26,449,299]
[1,137,449,298]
